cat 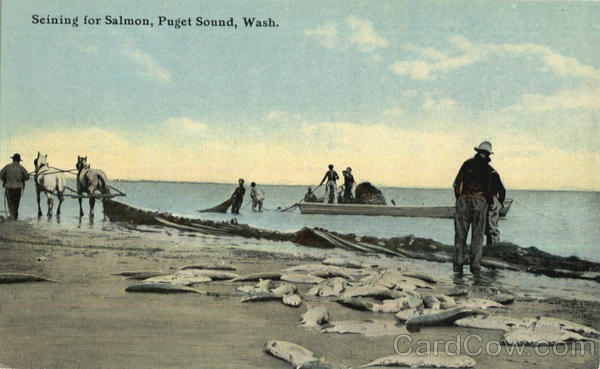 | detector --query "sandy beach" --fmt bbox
[0,218,598,369]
